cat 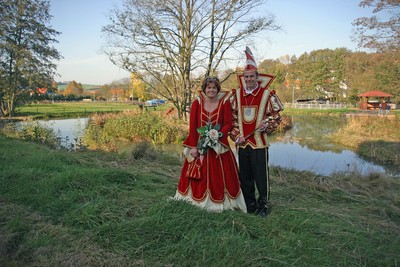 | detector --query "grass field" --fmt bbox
[13,101,170,119]
[10,101,400,120]
[1,102,400,266]
[0,135,399,266]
